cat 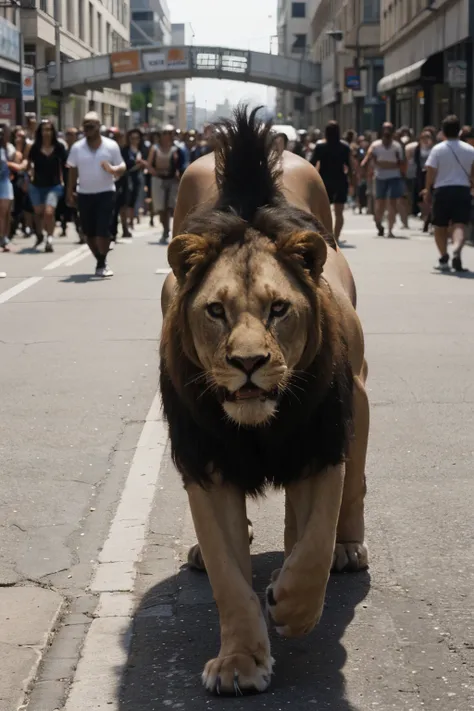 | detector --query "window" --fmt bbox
[24,44,37,67]
[132,11,154,22]
[294,96,305,112]
[292,2,306,17]
[97,13,102,52]
[89,2,94,50]
[40,0,47,11]
[292,33,306,51]
[106,22,111,52]
[78,0,84,40]
[363,0,380,22]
